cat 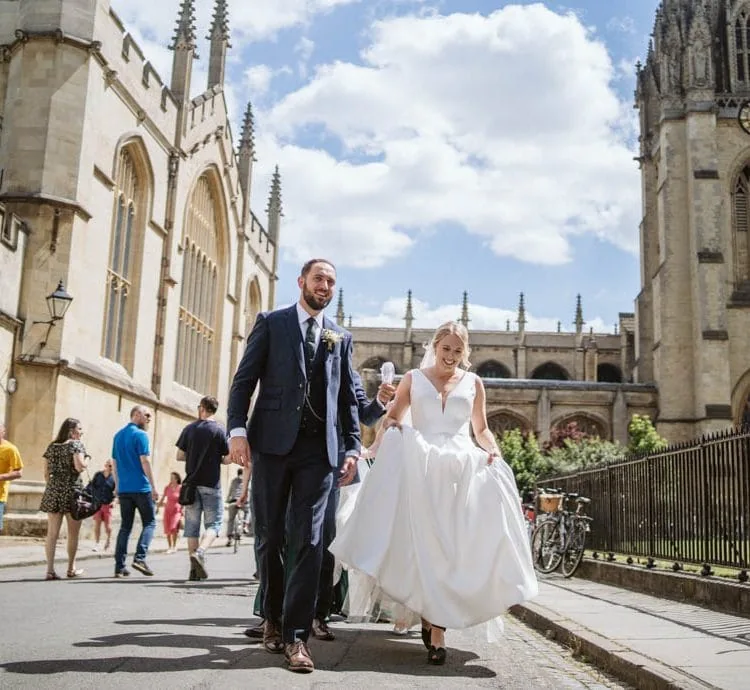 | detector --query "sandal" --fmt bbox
[45,572,61,581]
[421,626,431,650]
[66,568,84,578]
[427,645,447,665]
